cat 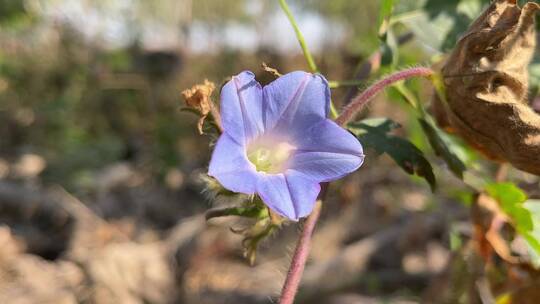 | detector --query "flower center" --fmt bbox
[247,137,296,173]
